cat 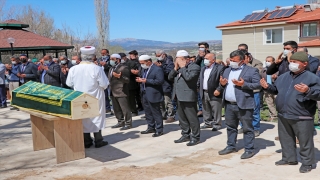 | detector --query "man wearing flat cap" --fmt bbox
[168,50,201,146]
[261,52,320,173]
